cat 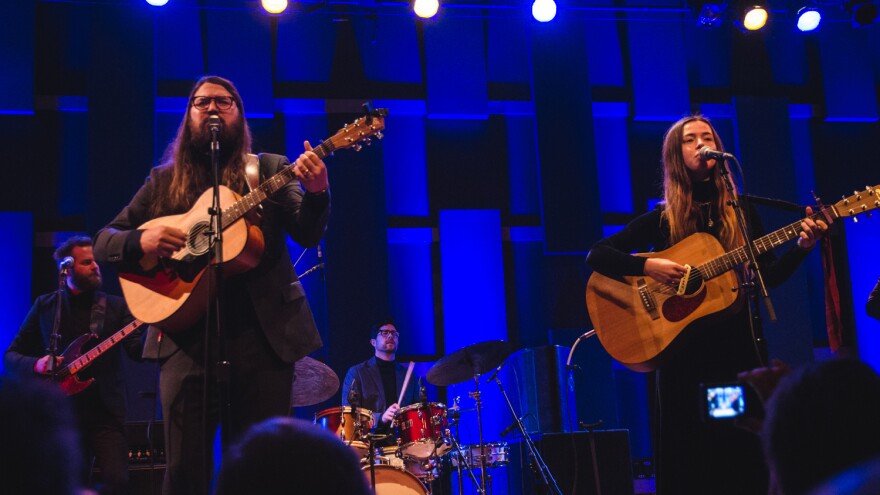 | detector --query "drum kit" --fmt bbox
[302,340,525,495]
